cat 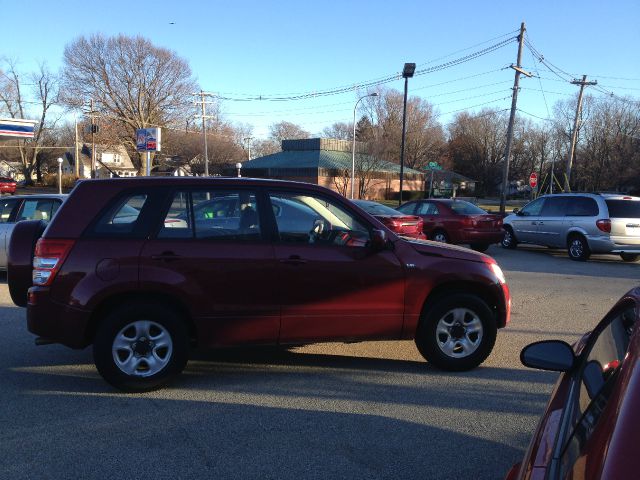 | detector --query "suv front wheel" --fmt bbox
[415,294,497,371]
[93,303,189,392]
